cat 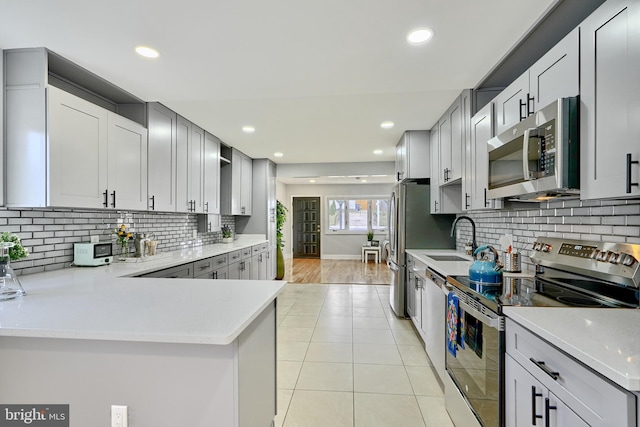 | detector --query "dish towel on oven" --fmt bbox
[446,291,459,356]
